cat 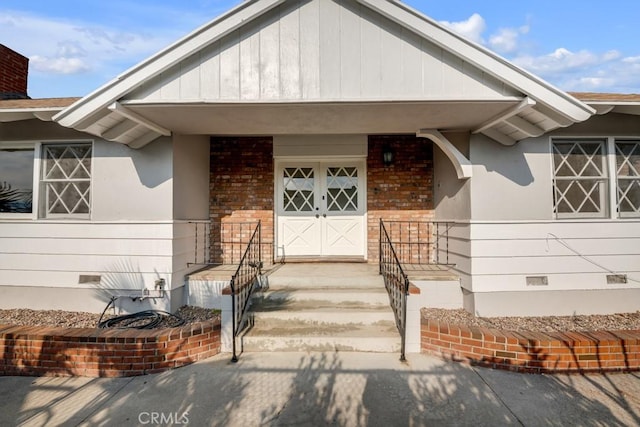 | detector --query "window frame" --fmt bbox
[0,141,40,220]
[39,141,94,220]
[551,138,610,219]
[615,139,640,218]
[551,136,640,220]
